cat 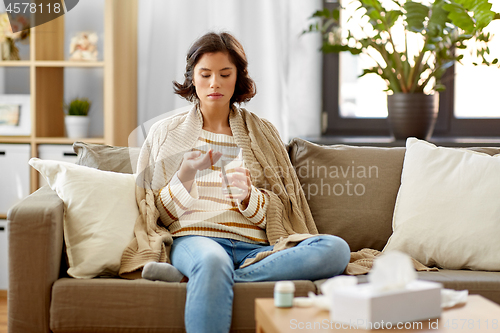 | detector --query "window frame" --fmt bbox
[321,0,500,138]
